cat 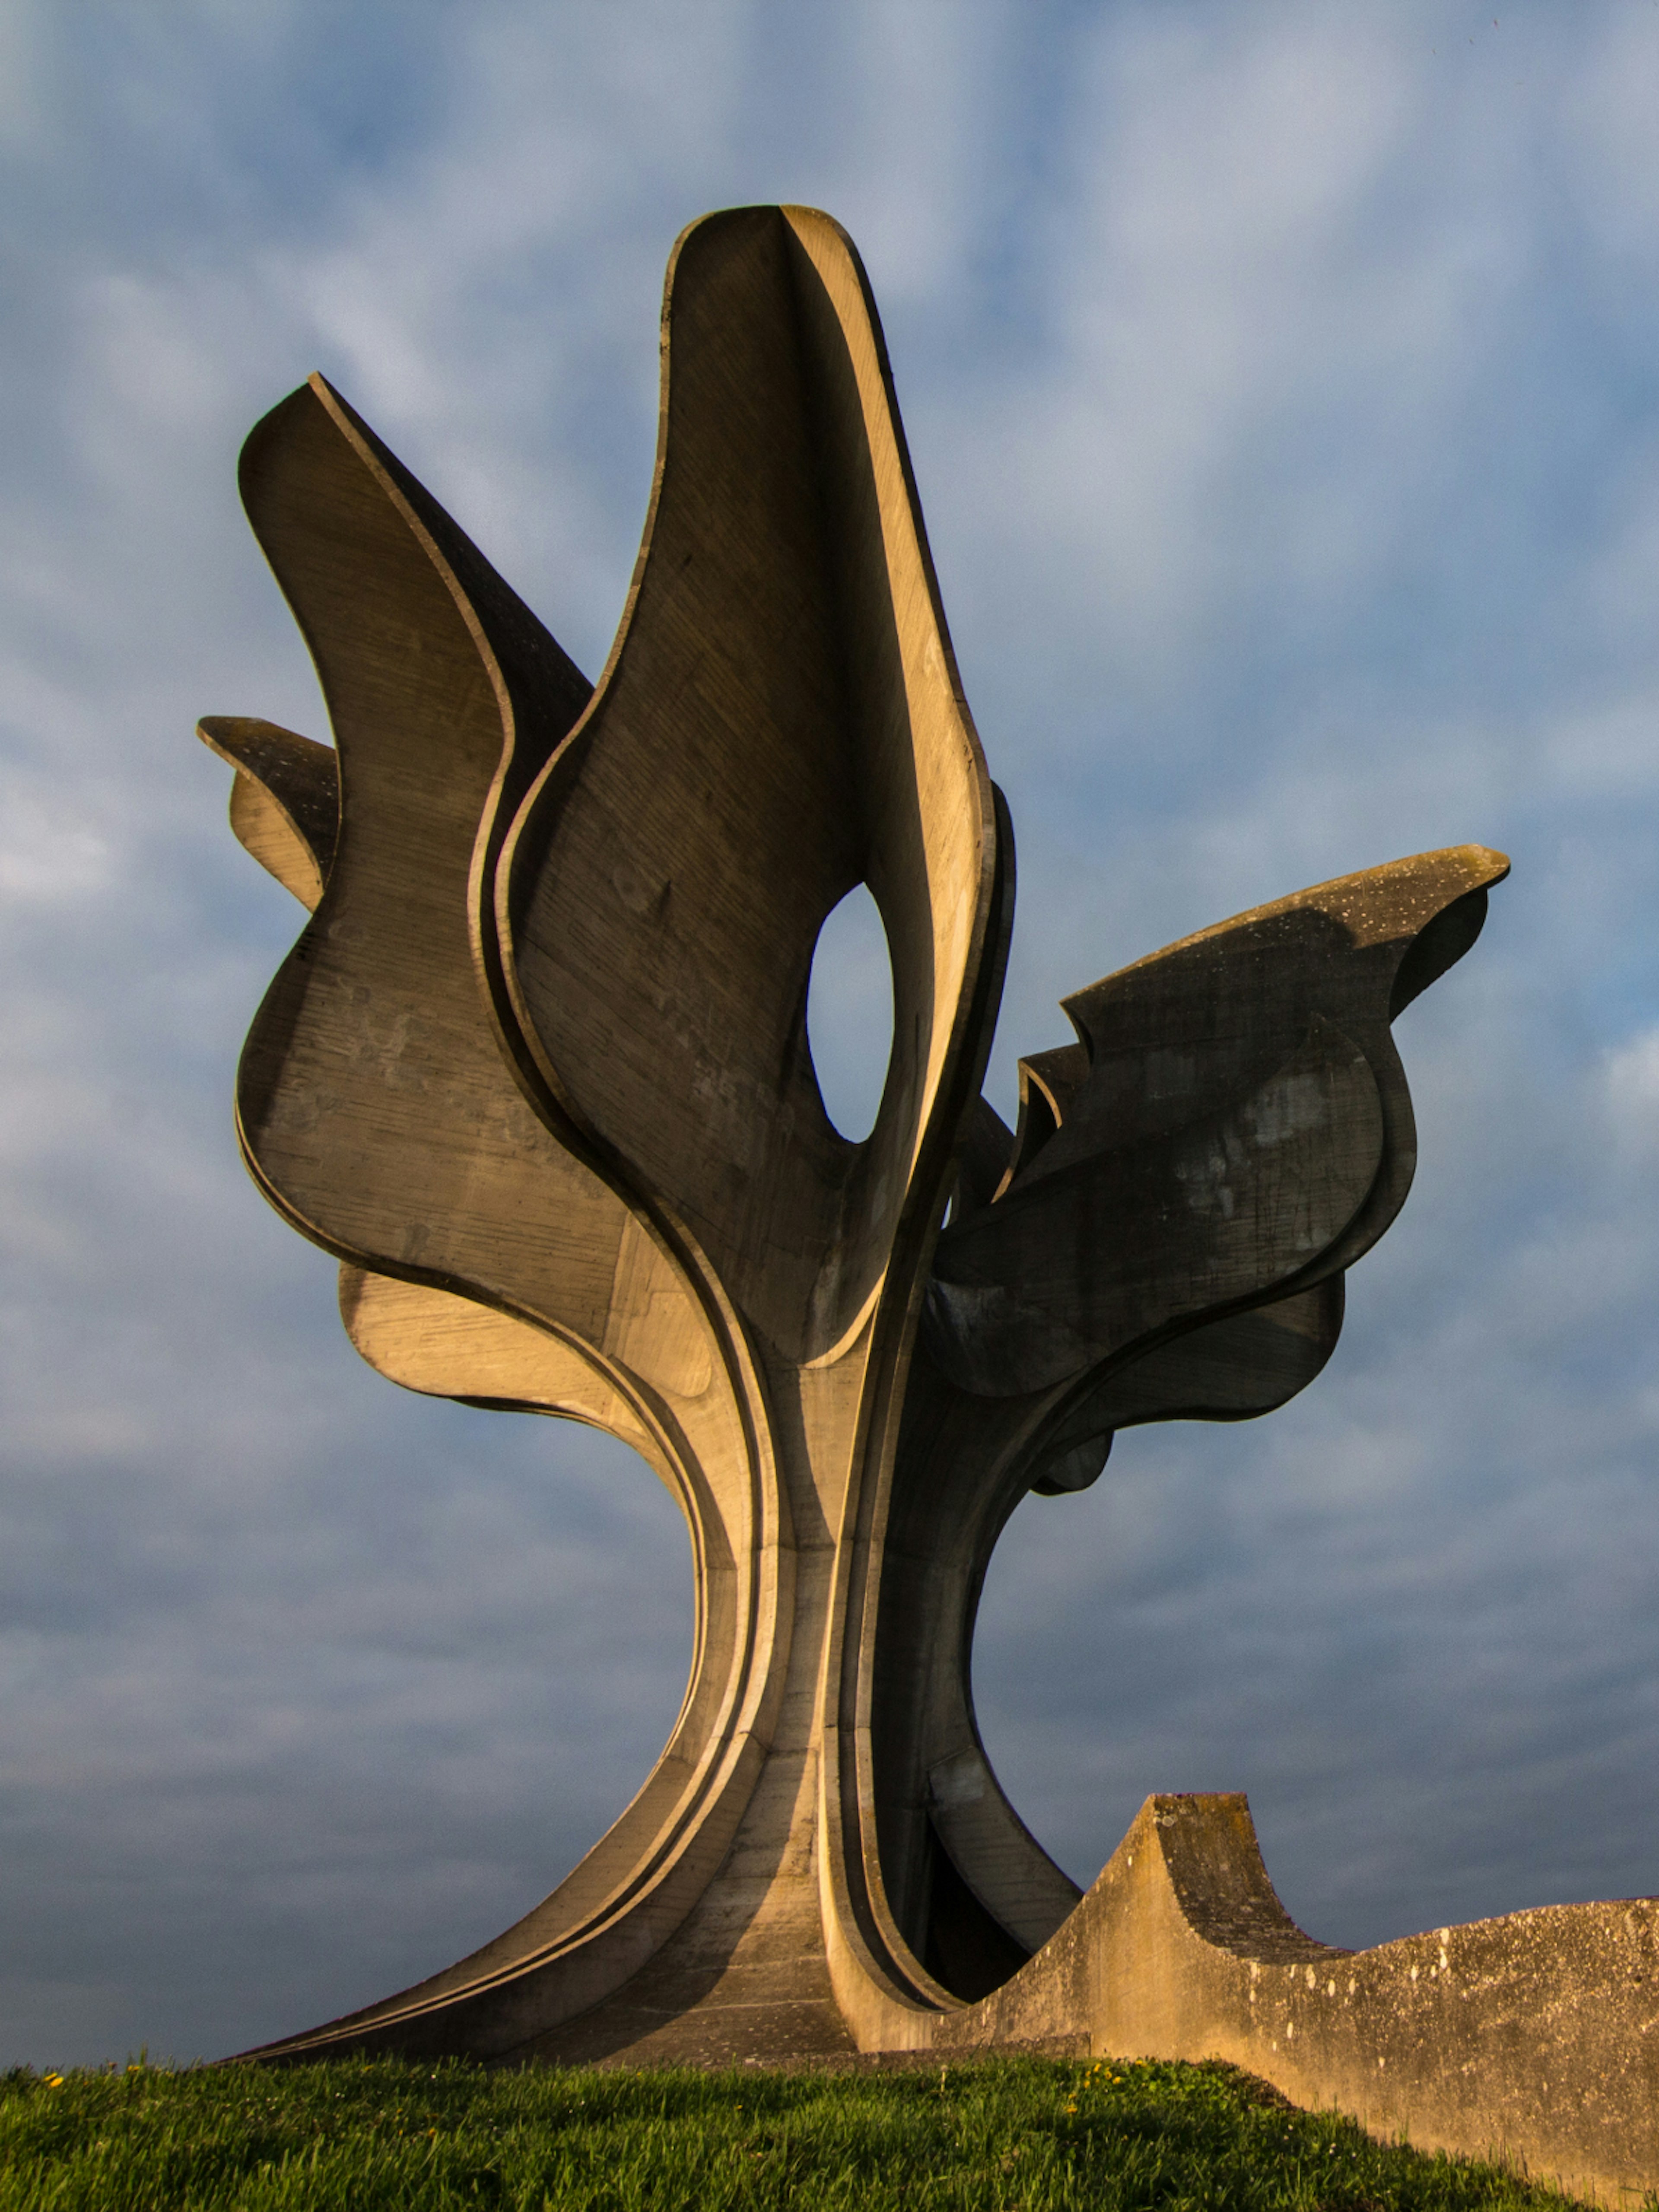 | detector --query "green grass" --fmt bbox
[0,2053,1608,2210]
